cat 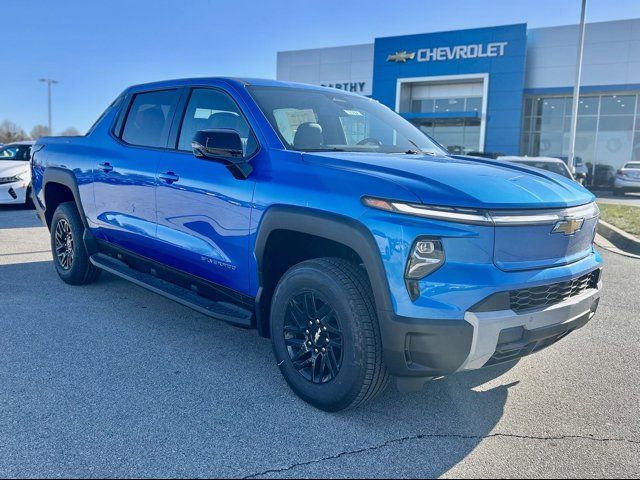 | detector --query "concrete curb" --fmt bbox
[597,219,640,256]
